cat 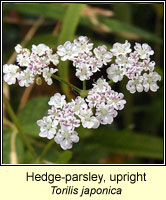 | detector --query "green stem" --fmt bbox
[36,139,55,163]
[83,80,86,90]
[3,94,37,158]
[80,90,89,98]
[52,74,81,94]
